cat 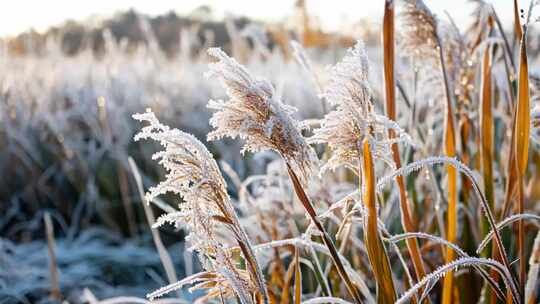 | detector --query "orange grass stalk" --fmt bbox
[382,0,427,288]
[362,139,397,304]
[437,30,460,304]
[479,42,502,304]
[480,43,495,246]
[514,25,530,300]
[294,247,302,304]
